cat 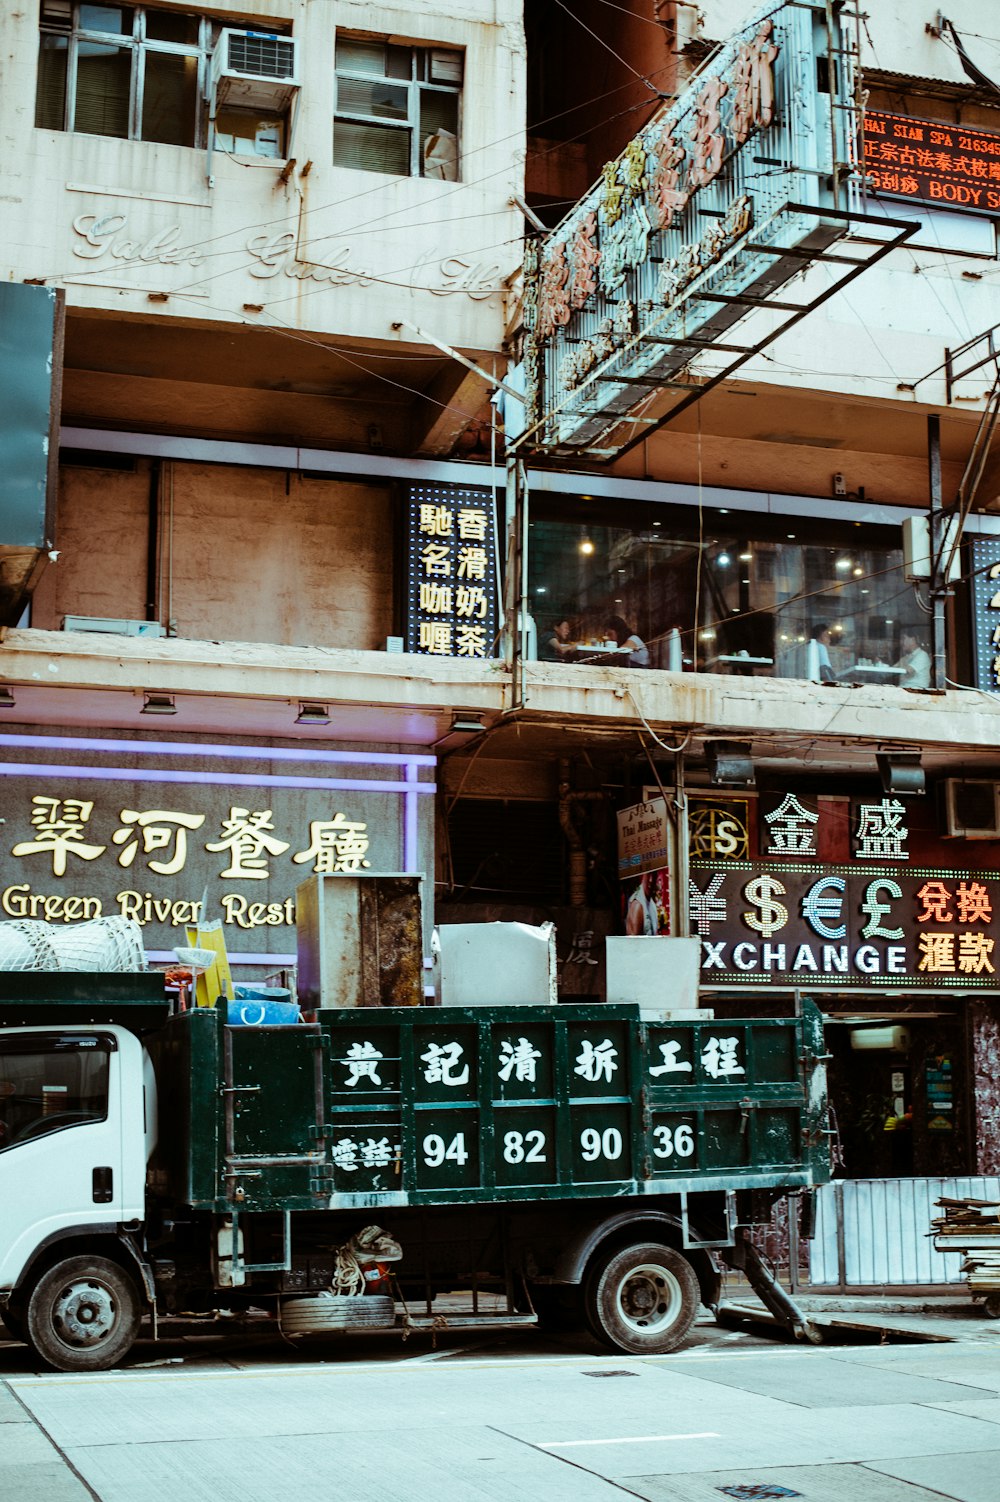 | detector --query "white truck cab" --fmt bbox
[0,1023,150,1363]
